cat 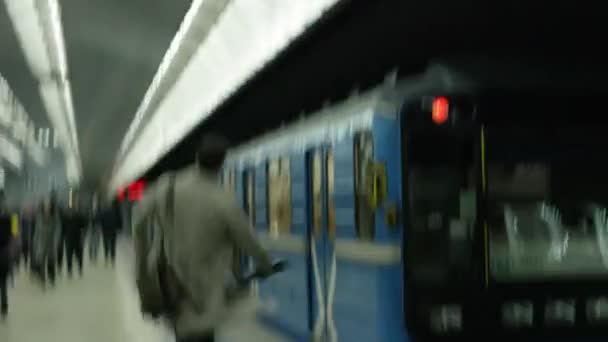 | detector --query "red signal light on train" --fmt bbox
[127,180,146,201]
[432,96,449,124]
